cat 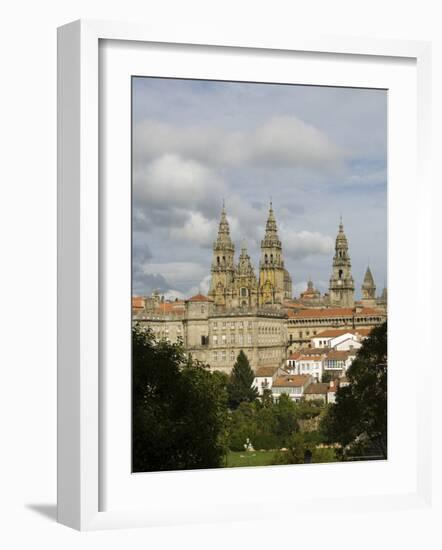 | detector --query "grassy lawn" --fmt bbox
[225,450,280,468]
